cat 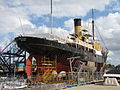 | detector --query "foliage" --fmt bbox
[104,64,115,70]
[115,64,120,70]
